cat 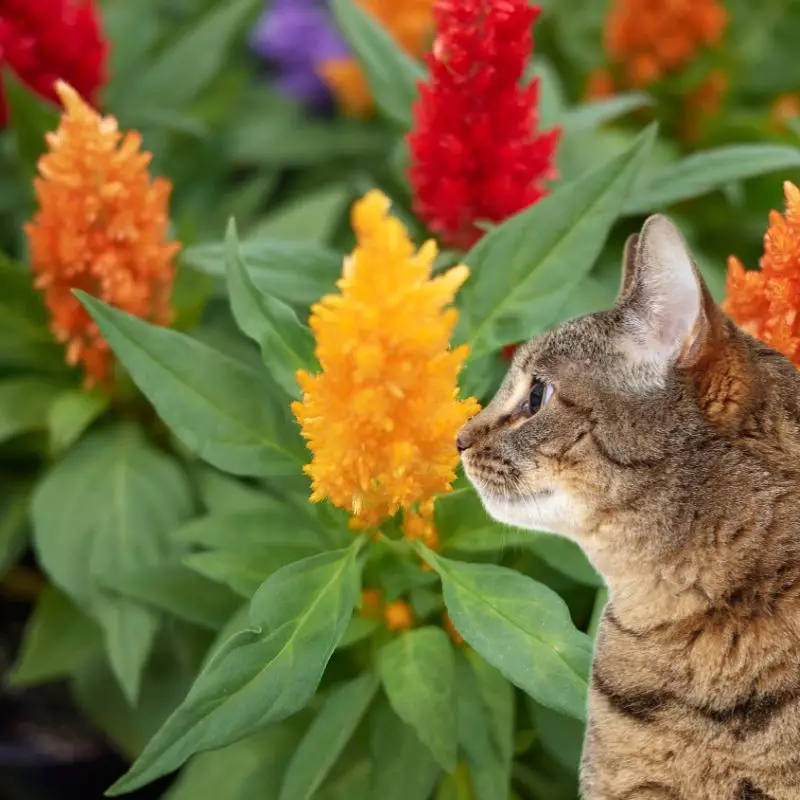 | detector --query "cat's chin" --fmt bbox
[476,486,584,538]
